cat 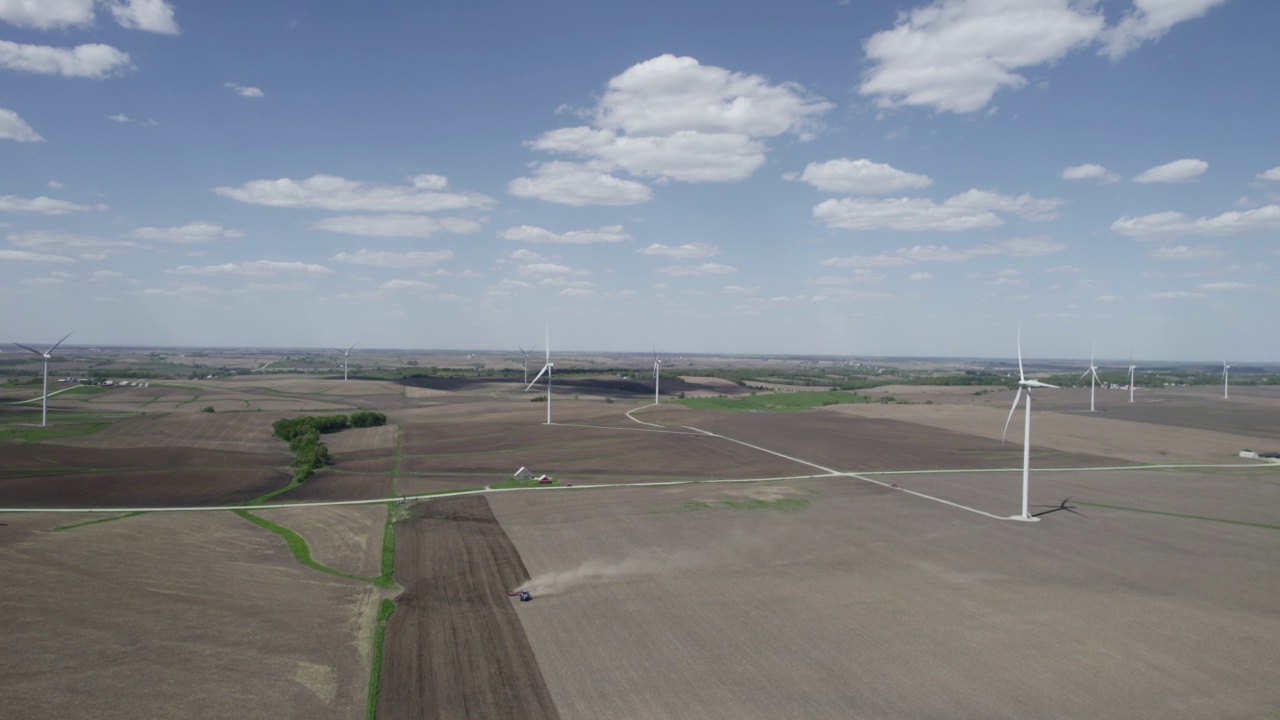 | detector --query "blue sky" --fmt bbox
[2,0,1277,362]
